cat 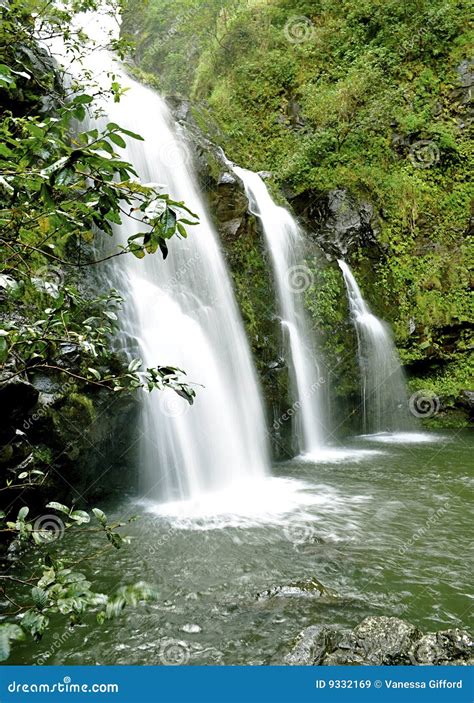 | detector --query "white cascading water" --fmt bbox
[232,168,325,455]
[55,14,272,509]
[111,91,272,505]
[338,260,413,435]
